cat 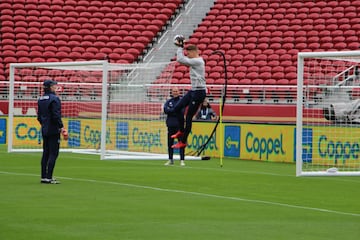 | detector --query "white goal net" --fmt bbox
[297,50,360,176]
[8,60,201,160]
